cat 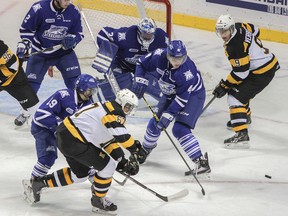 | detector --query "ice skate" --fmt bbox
[14,113,30,126]
[22,177,47,204]
[22,179,34,204]
[224,131,250,149]
[226,115,252,130]
[91,185,117,215]
[192,152,211,175]
[137,145,156,164]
